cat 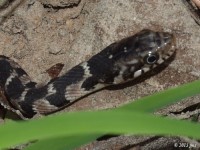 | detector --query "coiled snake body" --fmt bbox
[0,30,176,118]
